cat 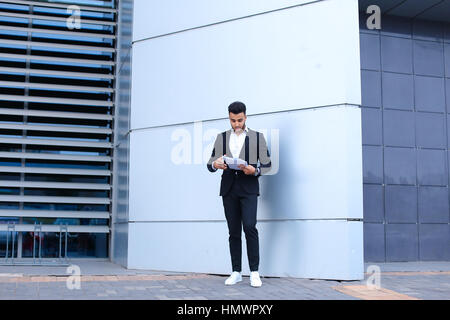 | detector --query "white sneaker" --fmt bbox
[225,271,242,285]
[250,271,262,287]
